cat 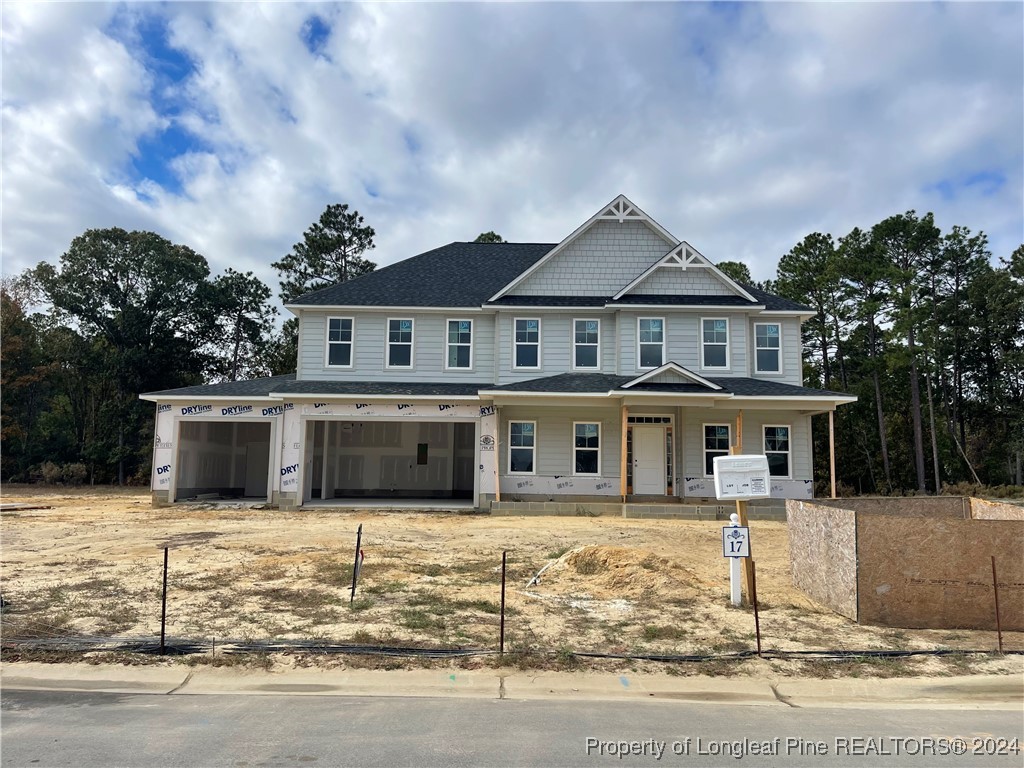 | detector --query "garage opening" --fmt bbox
[305,421,475,502]
[175,421,272,501]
